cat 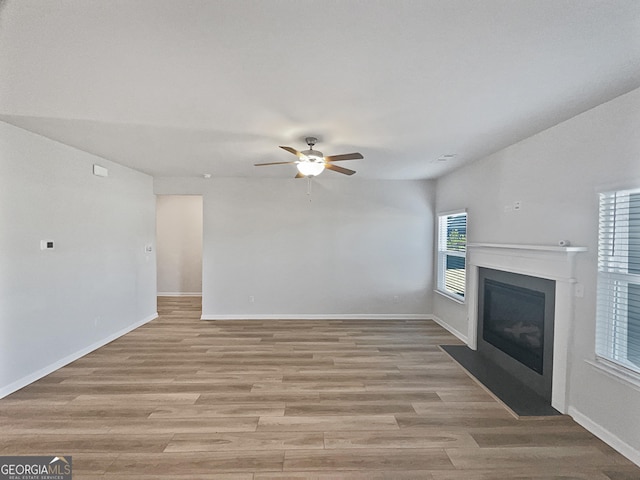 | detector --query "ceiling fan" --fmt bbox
[254,137,363,178]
